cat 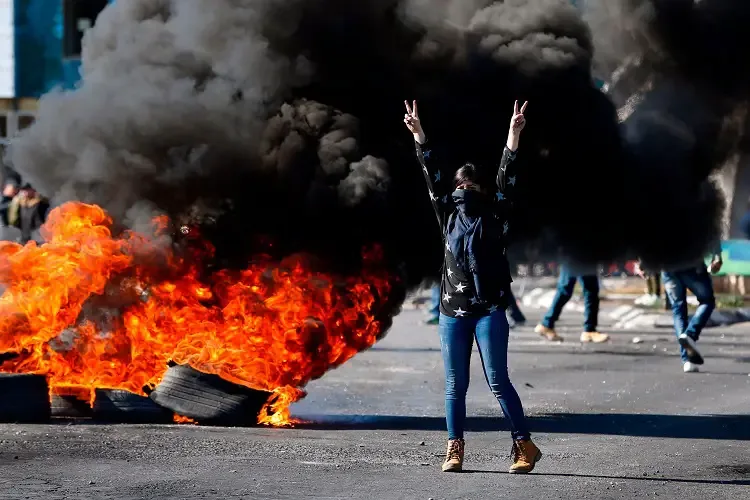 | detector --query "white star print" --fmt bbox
[454,307,467,317]
[508,175,516,186]
[488,304,498,313]
[443,292,452,303]
[470,297,480,305]
[503,221,509,235]
[423,164,428,174]
[496,190,505,201]
[434,170,441,182]
[447,267,454,277]
[454,283,467,293]
[428,190,437,201]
